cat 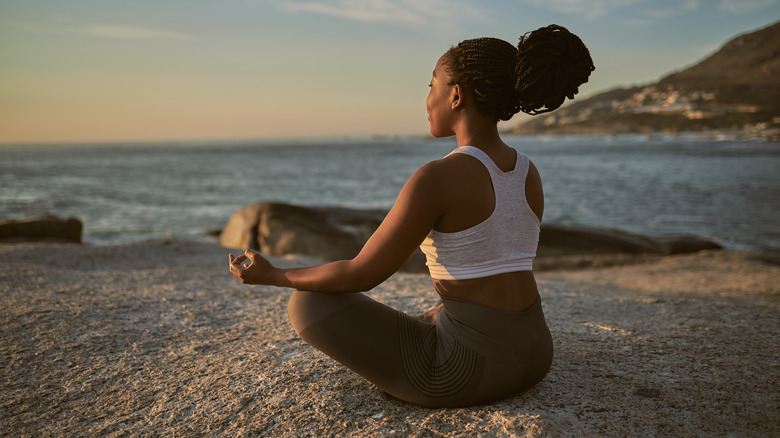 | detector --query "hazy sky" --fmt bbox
[1,0,778,143]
